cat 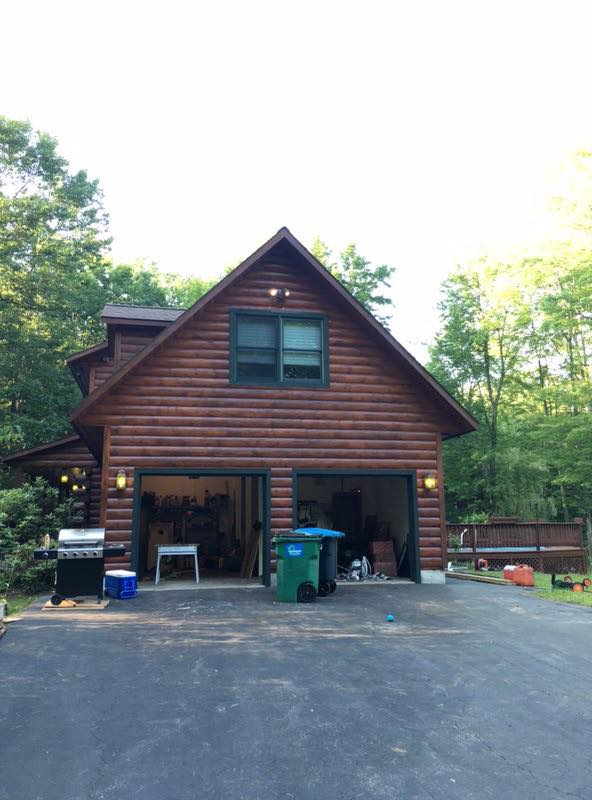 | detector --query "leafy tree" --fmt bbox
[430,242,592,531]
[104,261,171,308]
[0,118,219,454]
[165,274,217,308]
[0,117,111,451]
[429,260,531,513]
[0,477,76,595]
[311,238,394,325]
